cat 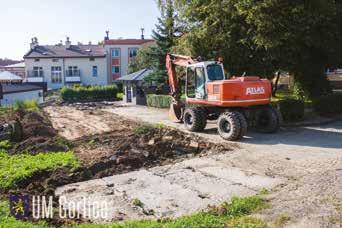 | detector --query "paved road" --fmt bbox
[56,105,342,226]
